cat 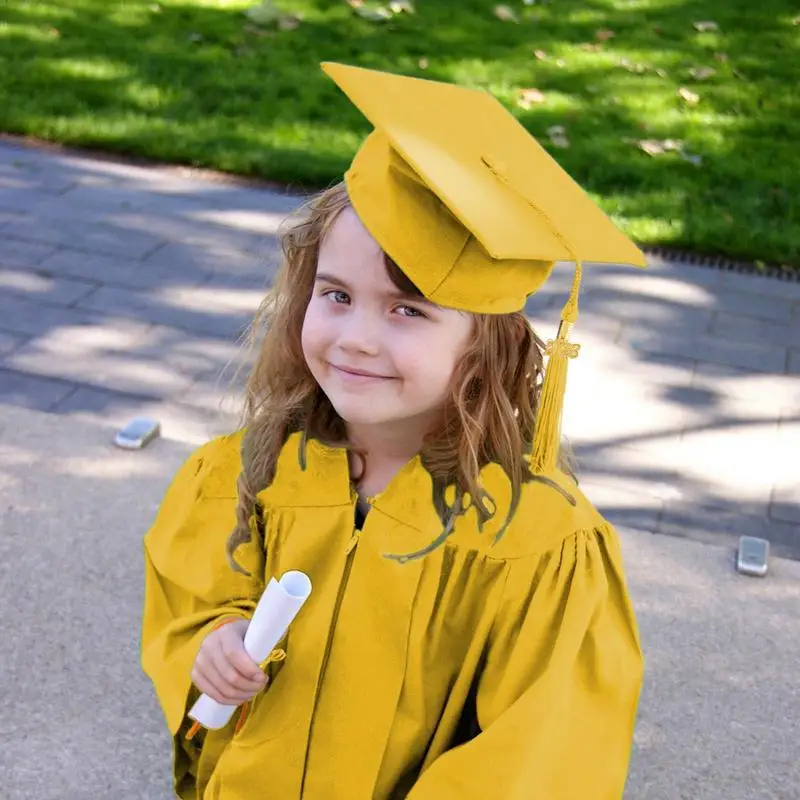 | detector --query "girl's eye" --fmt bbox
[396,304,426,319]
[324,290,350,304]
